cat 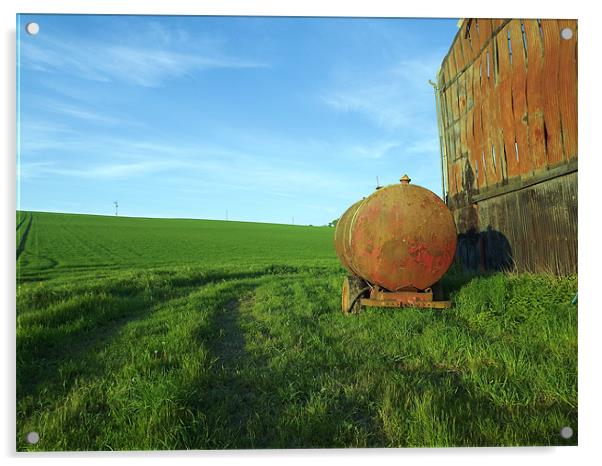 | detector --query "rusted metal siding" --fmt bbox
[437,19,577,275]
